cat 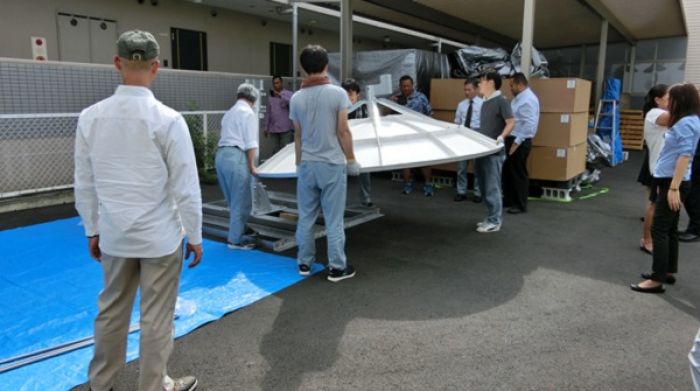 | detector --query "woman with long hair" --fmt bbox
[637,84,669,254]
[631,83,700,293]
